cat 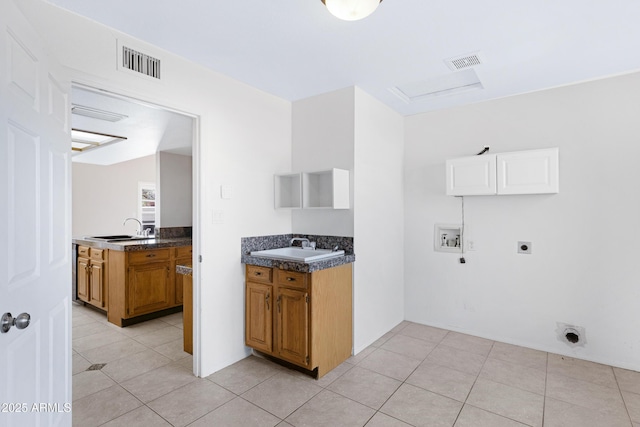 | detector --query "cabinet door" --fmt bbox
[245,282,272,353]
[446,155,497,196]
[497,148,559,195]
[127,261,171,317]
[77,257,90,302]
[89,261,106,308]
[277,288,309,367]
